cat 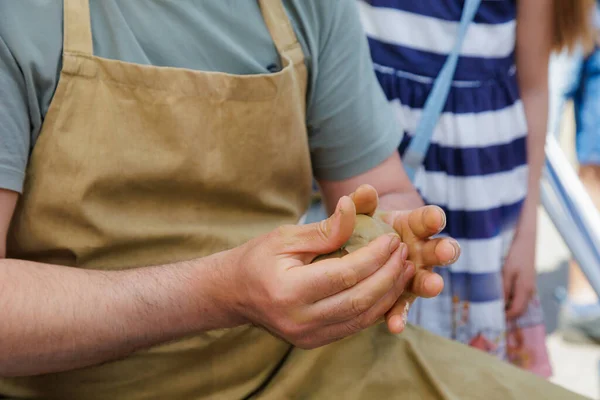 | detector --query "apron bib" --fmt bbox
[0,1,586,399]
